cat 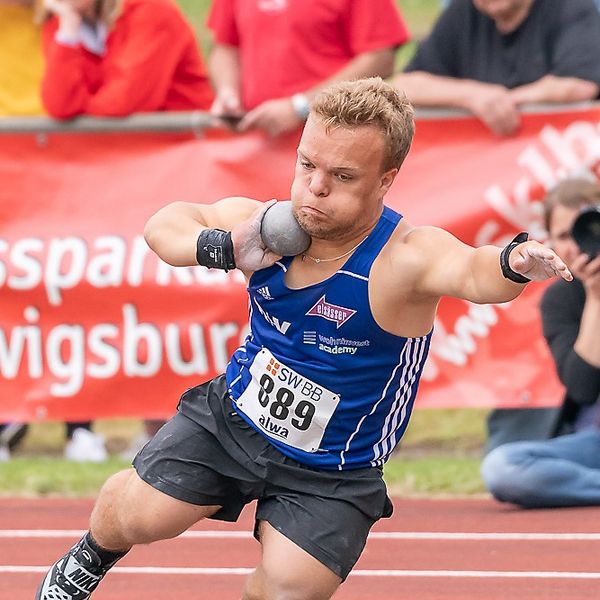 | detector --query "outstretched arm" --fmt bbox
[408,227,572,303]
